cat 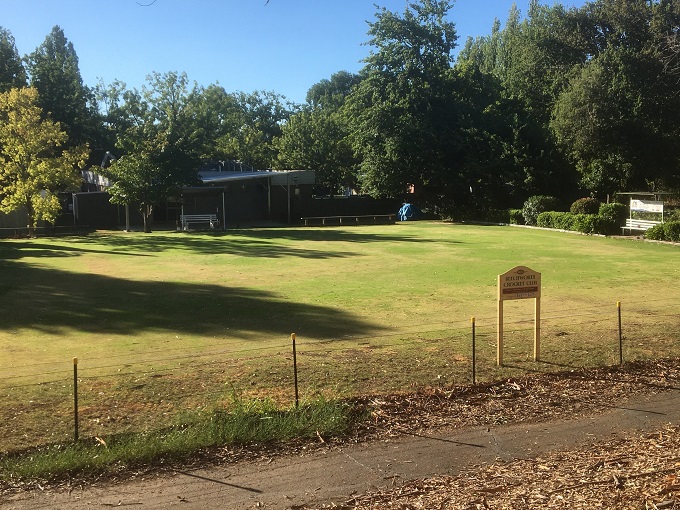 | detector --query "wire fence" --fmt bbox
[2,298,679,454]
